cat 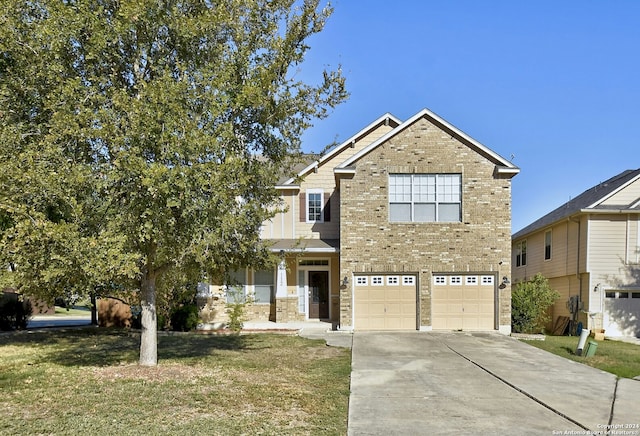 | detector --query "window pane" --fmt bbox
[226,270,246,303]
[390,203,411,221]
[414,175,435,202]
[254,270,273,304]
[414,203,436,221]
[390,175,411,202]
[437,175,461,202]
[438,203,460,222]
